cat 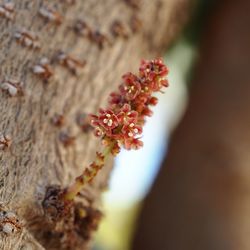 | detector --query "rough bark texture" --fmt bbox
[0,0,190,249]
[132,1,250,250]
